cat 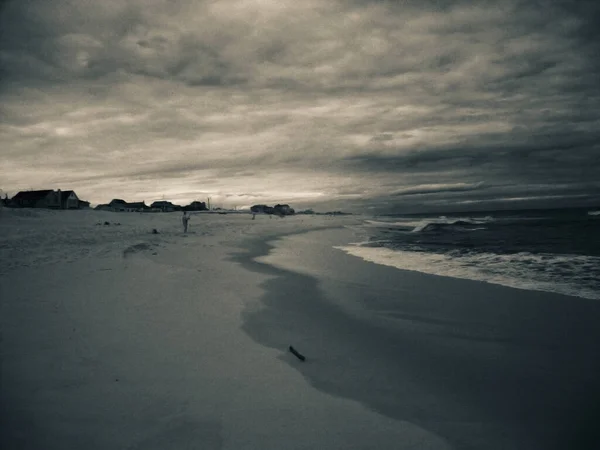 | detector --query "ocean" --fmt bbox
[337,207,600,300]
